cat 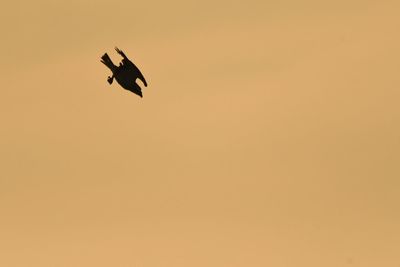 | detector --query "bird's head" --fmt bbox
[133,83,143,97]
